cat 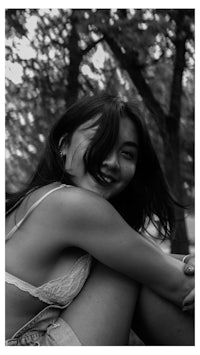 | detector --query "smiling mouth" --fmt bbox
[96,173,117,186]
